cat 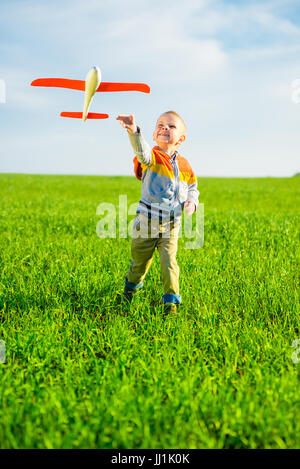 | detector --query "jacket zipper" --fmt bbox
[171,154,180,202]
